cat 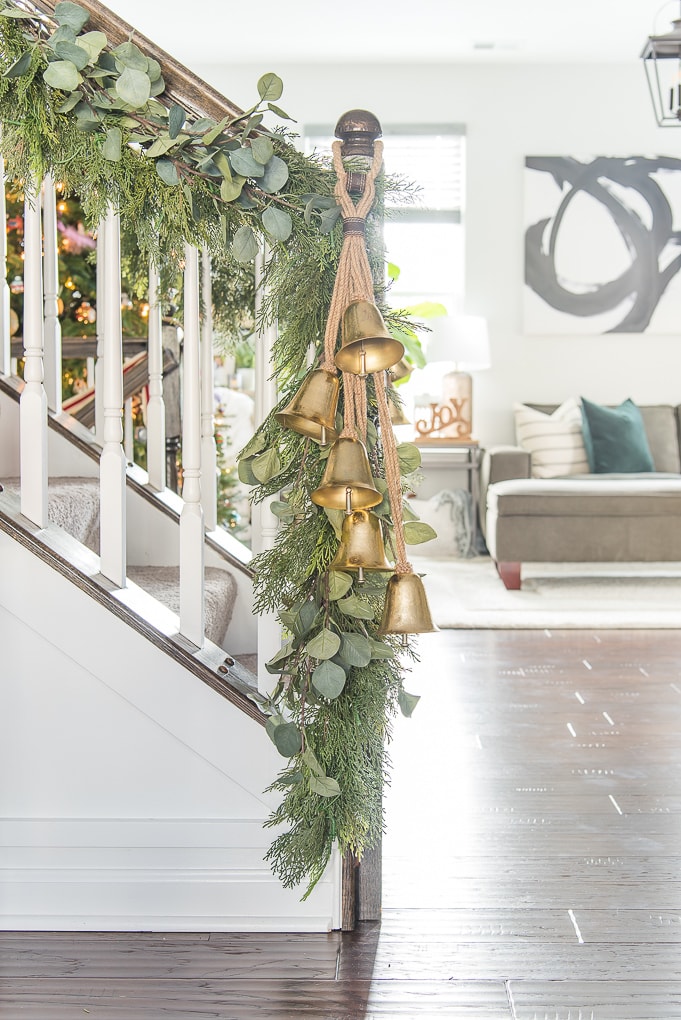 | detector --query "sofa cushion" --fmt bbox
[514,398,589,478]
[487,476,681,518]
[581,397,654,473]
